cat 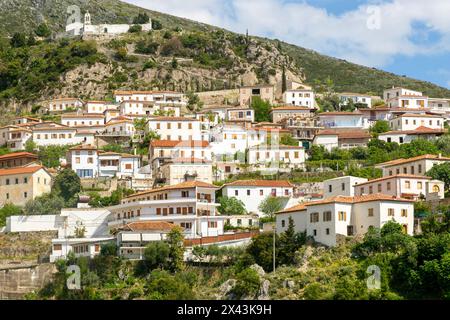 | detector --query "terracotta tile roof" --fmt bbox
[105,120,133,126]
[305,193,414,206]
[318,111,362,116]
[69,144,98,151]
[114,90,181,95]
[86,101,108,104]
[379,126,445,135]
[120,153,140,158]
[148,116,198,122]
[223,179,295,188]
[151,140,209,148]
[315,129,370,139]
[249,144,303,150]
[32,124,75,131]
[14,116,40,122]
[339,92,372,97]
[121,221,179,232]
[358,106,390,111]
[396,113,444,118]
[377,154,450,167]
[270,106,313,111]
[167,157,212,164]
[354,174,432,187]
[123,181,218,200]
[252,127,291,133]
[0,165,46,176]
[0,152,38,160]
[46,97,83,102]
[276,203,307,214]
[61,113,105,118]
